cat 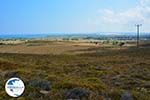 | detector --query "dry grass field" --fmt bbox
[0,40,99,54]
[0,40,150,100]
